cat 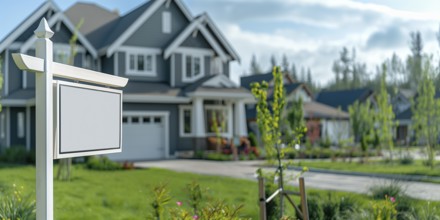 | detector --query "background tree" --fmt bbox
[270,54,277,69]
[281,54,289,74]
[250,54,262,74]
[412,59,440,168]
[376,64,396,160]
[291,63,298,81]
[348,100,375,162]
[406,31,423,89]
